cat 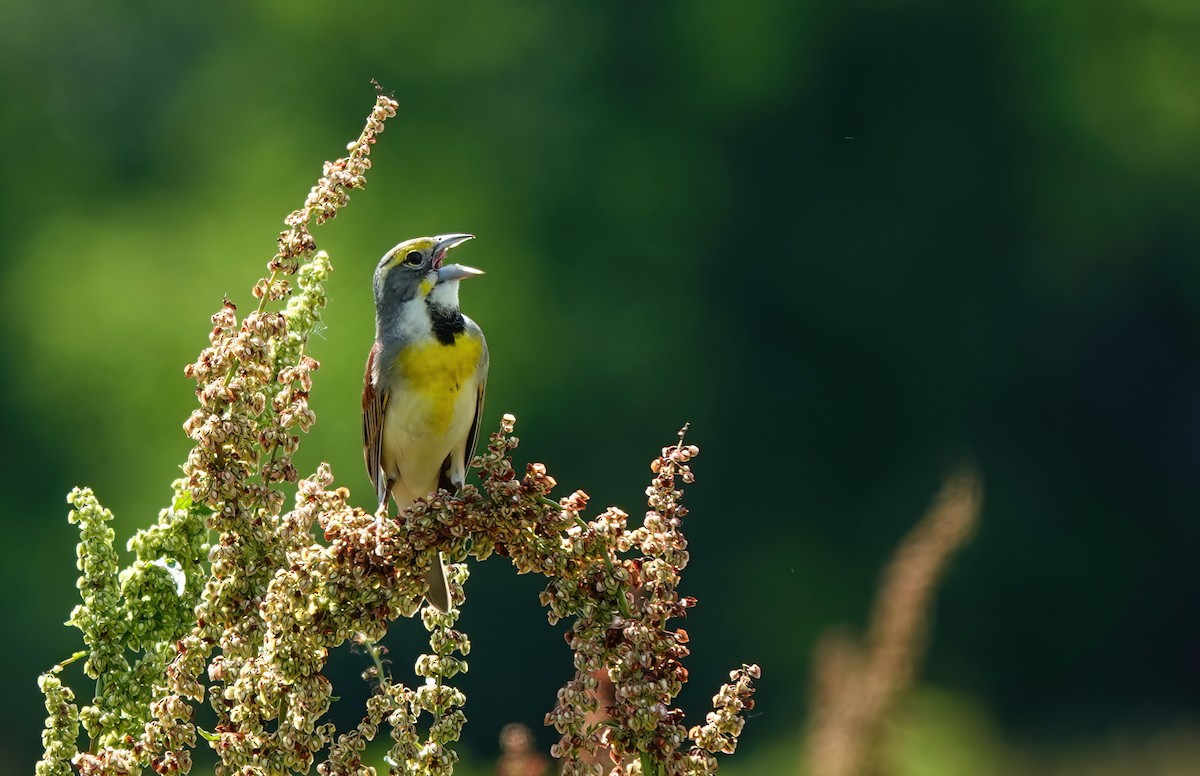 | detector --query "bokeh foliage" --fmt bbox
[3,0,1199,773]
